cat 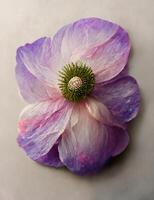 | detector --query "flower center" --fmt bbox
[68,76,83,90]
[58,62,95,102]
